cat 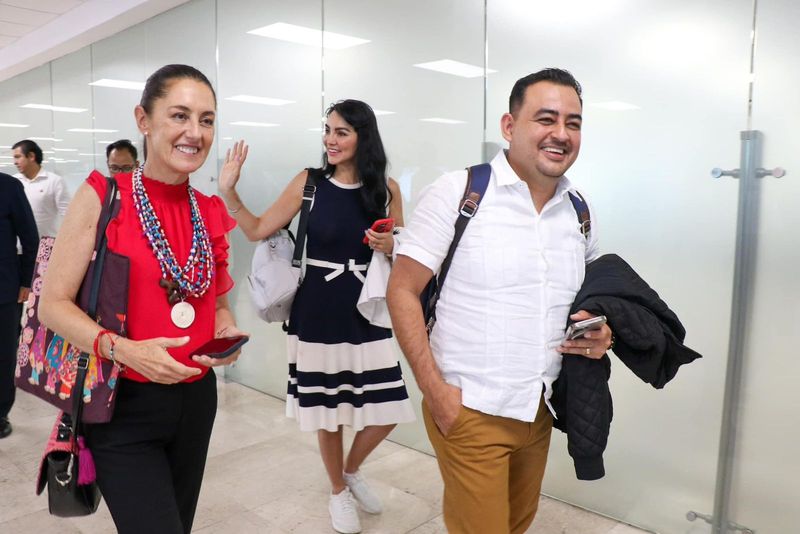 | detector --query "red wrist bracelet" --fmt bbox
[93,329,114,358]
